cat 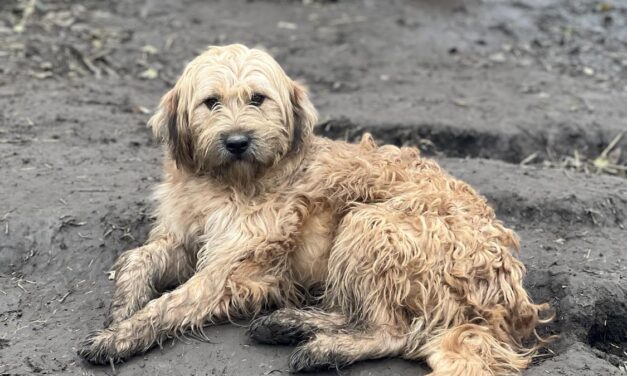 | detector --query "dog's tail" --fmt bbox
[407,323,531,376]
[402,292,555,375]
